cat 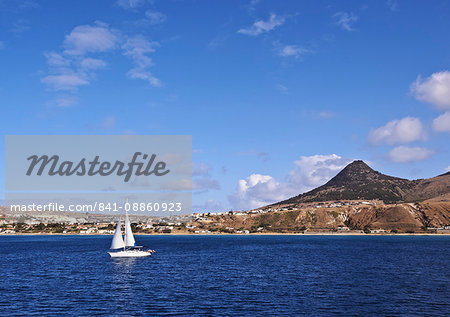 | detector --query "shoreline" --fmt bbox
[1,232,450,236]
